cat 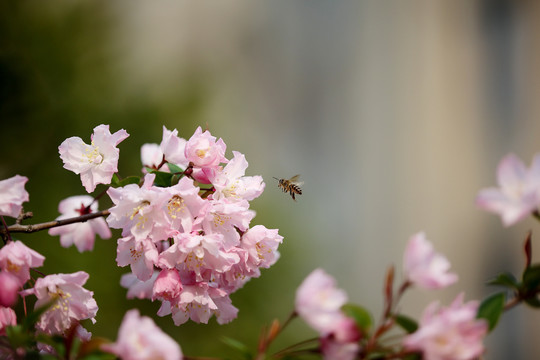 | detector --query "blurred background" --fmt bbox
[2,0,540,358]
